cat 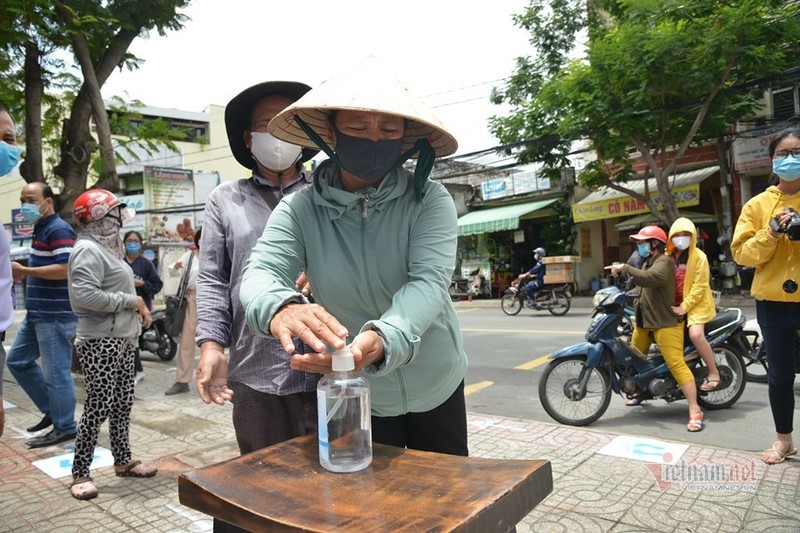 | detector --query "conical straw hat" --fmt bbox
[268,56,458,158]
